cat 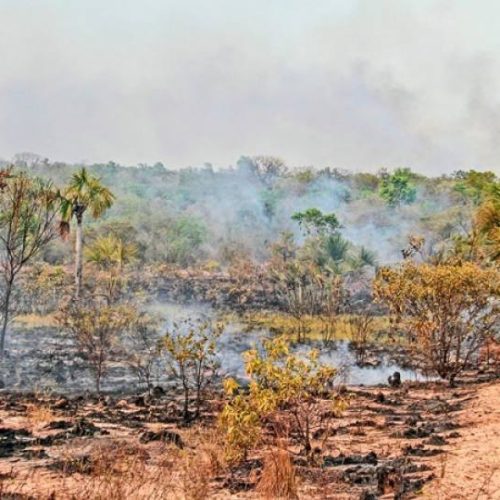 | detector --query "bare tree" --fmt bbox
[123,312,161,394]
[58,299,135,394]
[0,170,59,355]
[160,319,223,422]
